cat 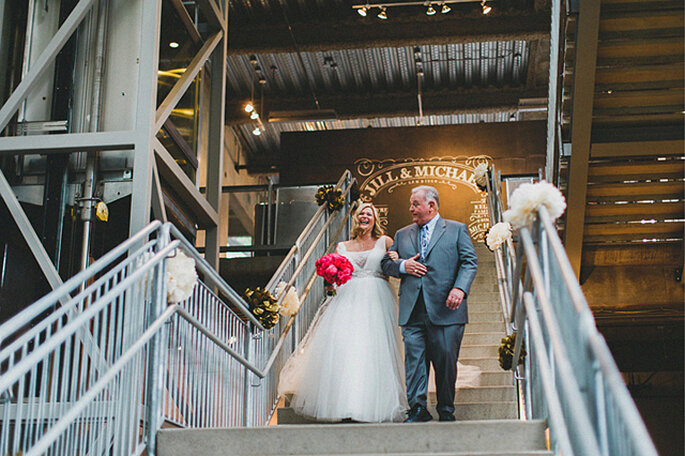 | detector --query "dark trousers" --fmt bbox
[401,292,465,414]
